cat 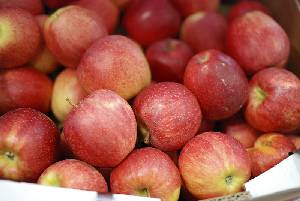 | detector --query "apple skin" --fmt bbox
[183,49,249,120]
[0,8,41,69]
[179,132,251,199]
[180,11,227,53]
[123,0,181,46]
[0,108,59,182]
[73,0,119,33]
[38,159,108,192]
[222,117,260,148]
[226,11,290,75]
[245,68,300,133]
[42,0,75,9]
[287,135,300,149]
[171,0,220,17]
[111,0,131,9]
[110,147,181,201]
[146,38,193,83]
[44,5,108,68]
[248,133,296,177]
[198,119,215,134]
[0,0,44,15]
[77,35,151,100]
[0,67,53,114]
[227,0,270,23]
[51,68,87,122]
[64,89,137,168]
[133,82,202,151]
[30,15,58,74]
